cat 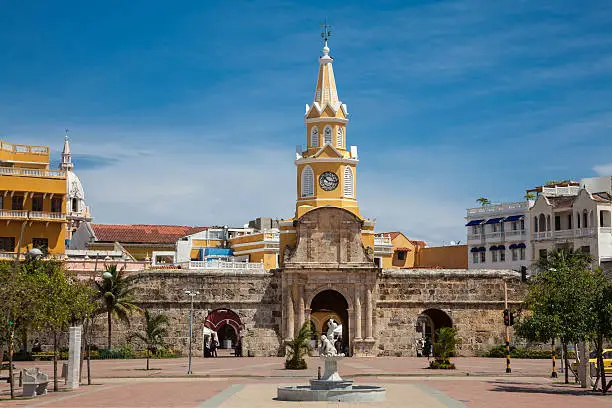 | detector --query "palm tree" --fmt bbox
[524,192,536,200]
[284,322,312,369]
[476,197,491,207]
[130,310,169,370]
[94,265,141,349]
